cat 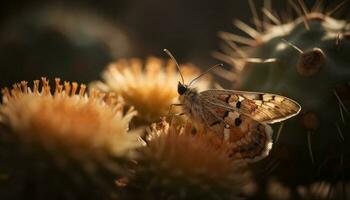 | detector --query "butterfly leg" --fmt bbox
[167,103,183,117]
[168,103,183,116]
[167,103,185,125]
[174,113,185,116]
